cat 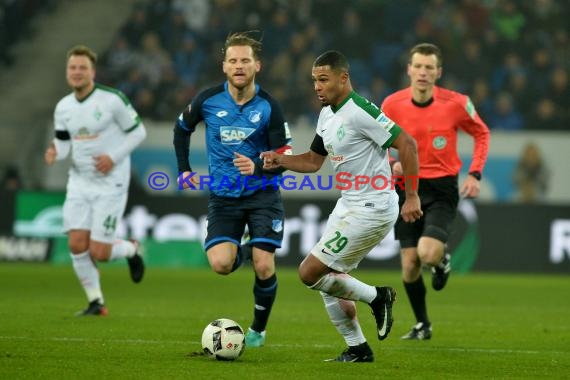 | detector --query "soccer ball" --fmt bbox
[201,318,246,361]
